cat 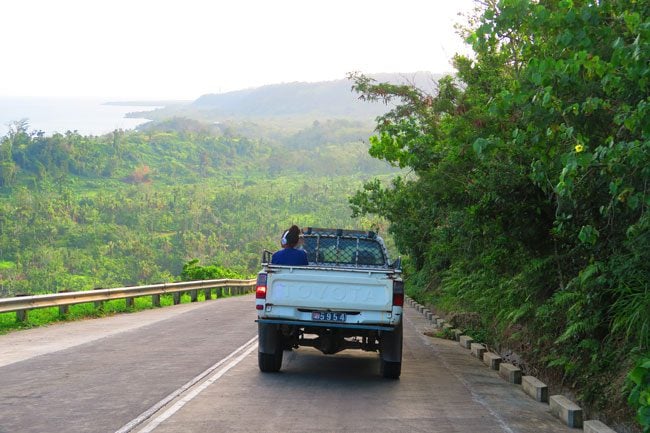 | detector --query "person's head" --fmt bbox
[281,225,302,248]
